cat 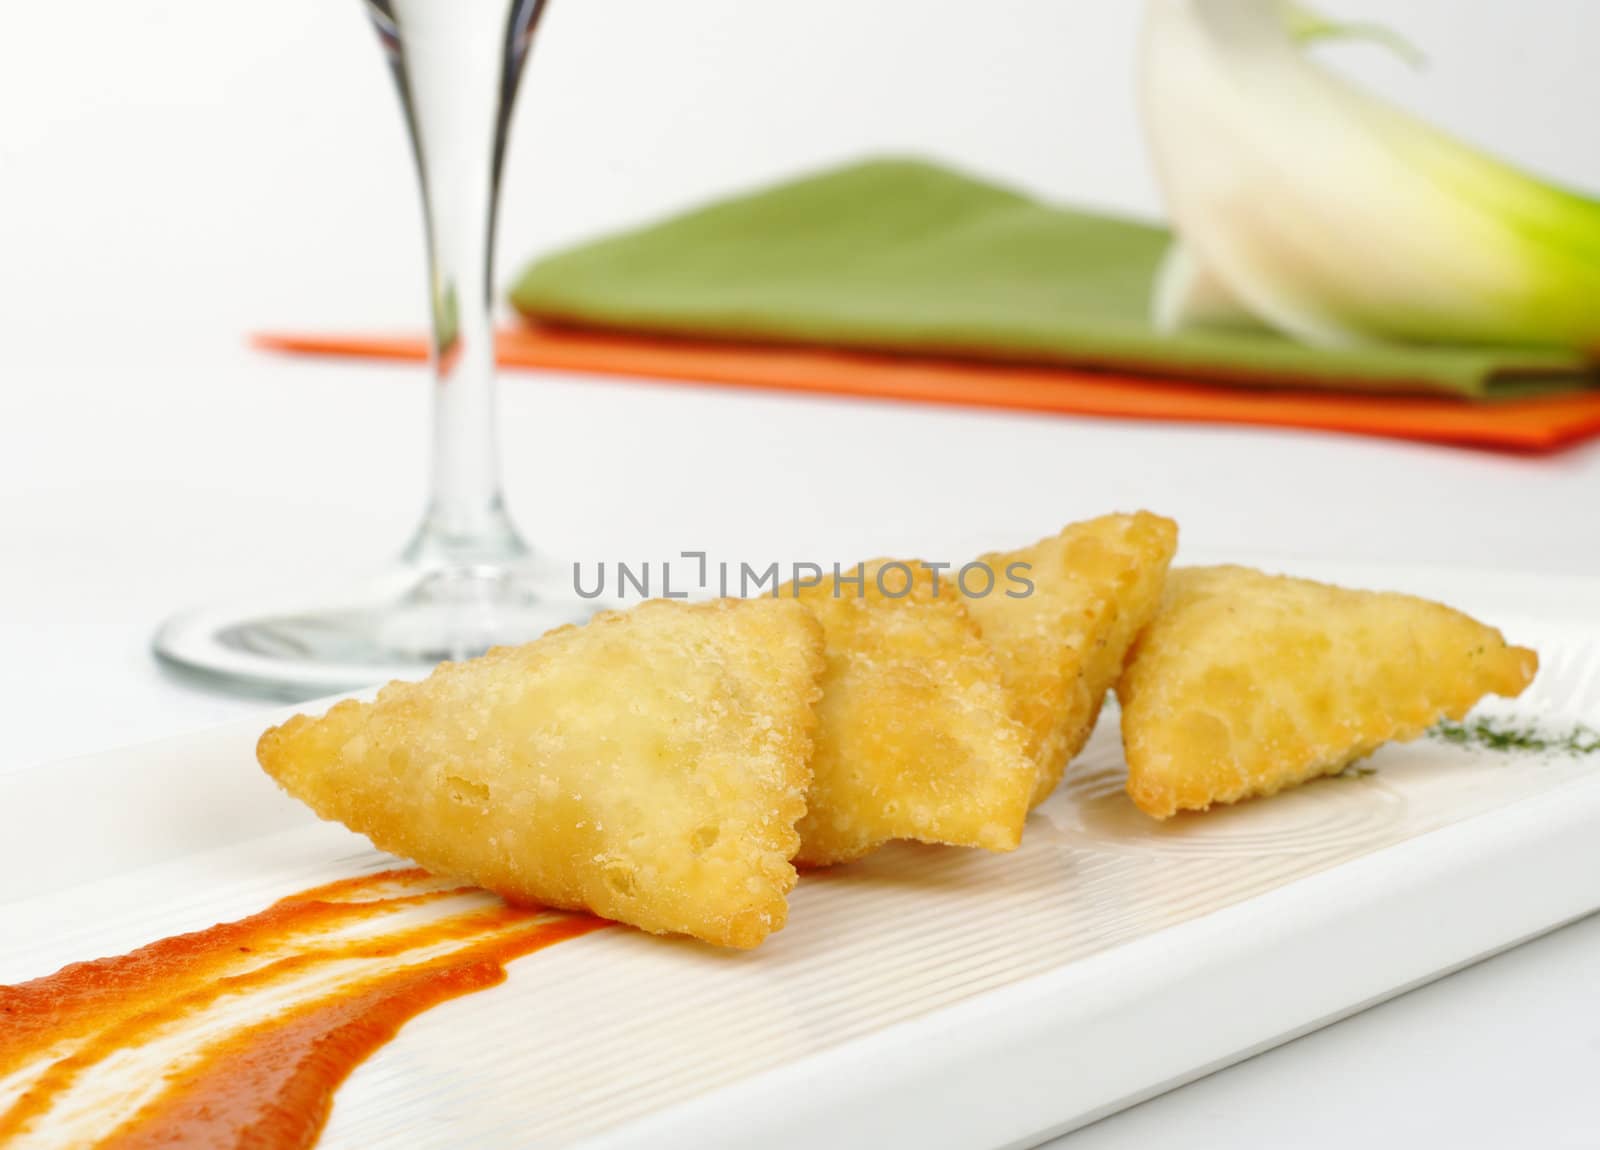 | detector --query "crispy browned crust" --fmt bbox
[788,561,1035,868]
[965,512,1179,808]
[258,597,825,949]
[1119,566,1540,820]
